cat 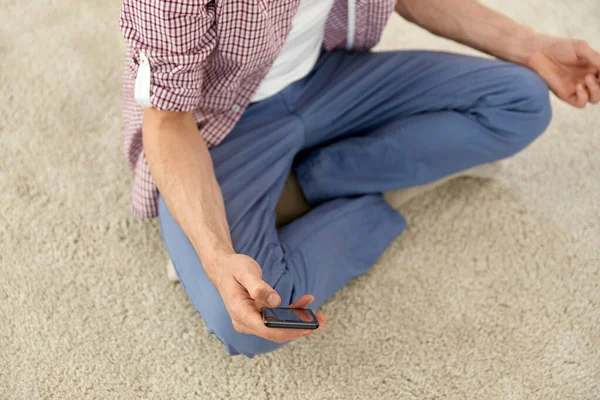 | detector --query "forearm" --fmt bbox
[395,0,538,65]
[142,109,233,274]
